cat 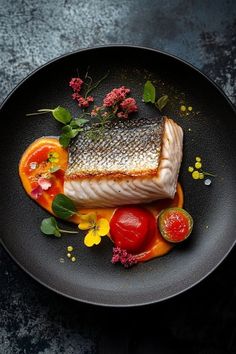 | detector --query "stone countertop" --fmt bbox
[0,1,235,353]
